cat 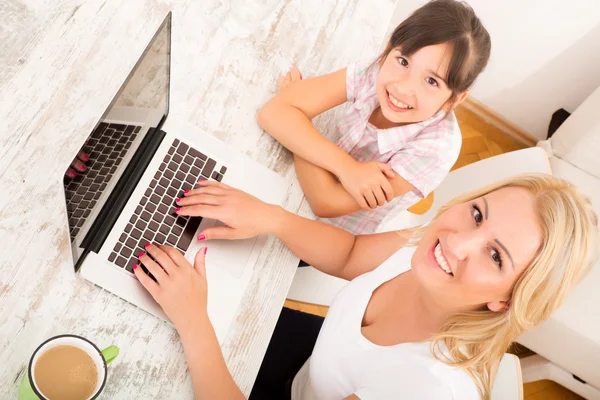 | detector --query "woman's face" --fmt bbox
[376,44,464,125]
[411,187,543,312]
